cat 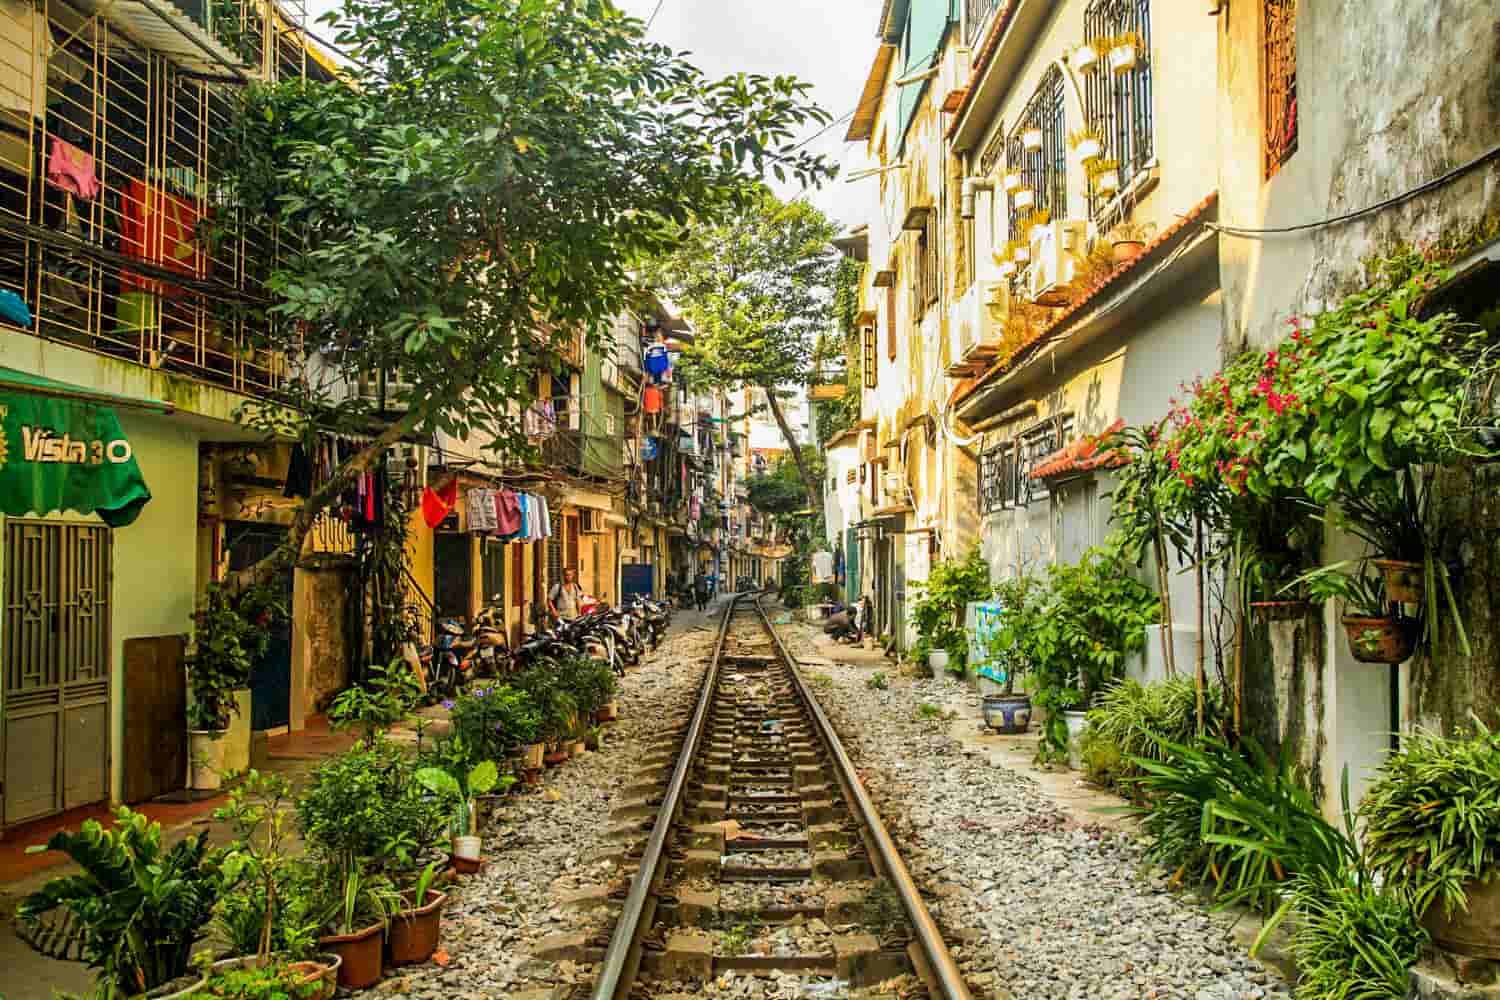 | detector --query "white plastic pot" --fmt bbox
[1013,244,1031,263]
[452,835,482,861]
[927,649,951,671]
[1022,127,1043,151]
[1074,138,1103,163]
[188,730,226,791]
[1109,43,1137,74]
[1013,188,1035,210]
[1071,45,1099,73]
[223,688,252,775]
[1064,709,1089,770]
[1094,169,1121,195]
[1002,171,1022,192]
